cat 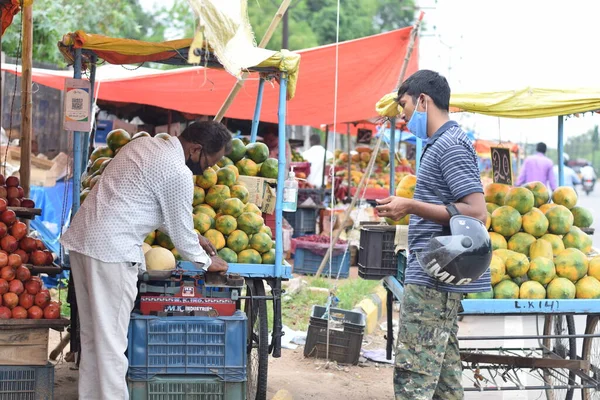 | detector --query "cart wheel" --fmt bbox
[582,316,600,400]
[543,315,576,400]
[244,279,269,400]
